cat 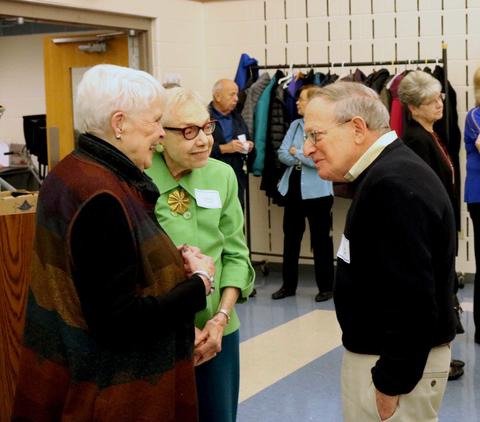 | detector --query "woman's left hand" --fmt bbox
[193,315,226,366]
